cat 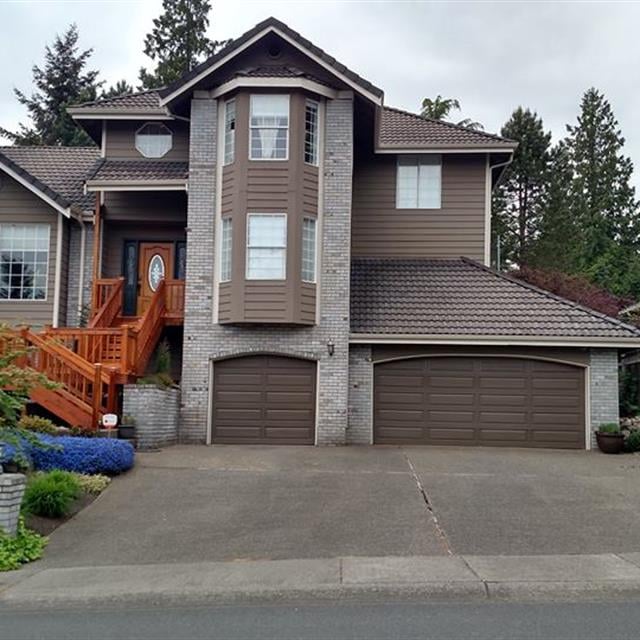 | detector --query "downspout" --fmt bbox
[484,155,514,267]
